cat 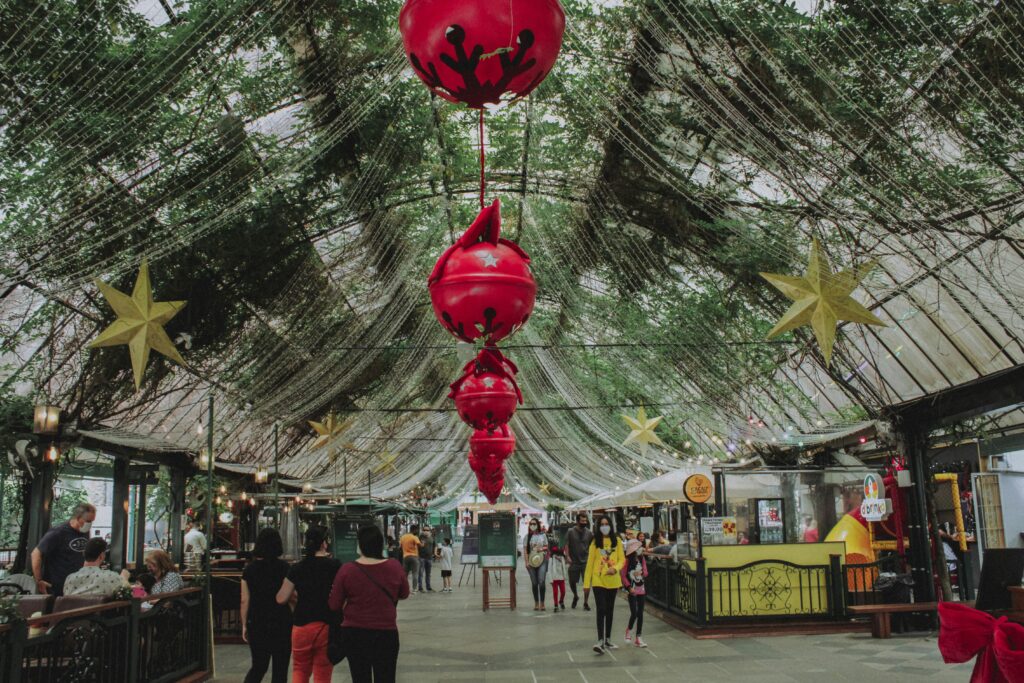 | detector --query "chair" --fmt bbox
[16,594,54,619]
[0,573,37,595]
[52,594,110,613]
